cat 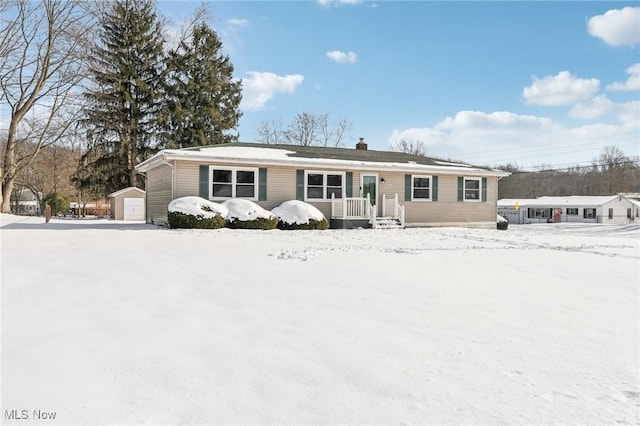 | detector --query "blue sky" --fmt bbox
[160,1,640,168]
